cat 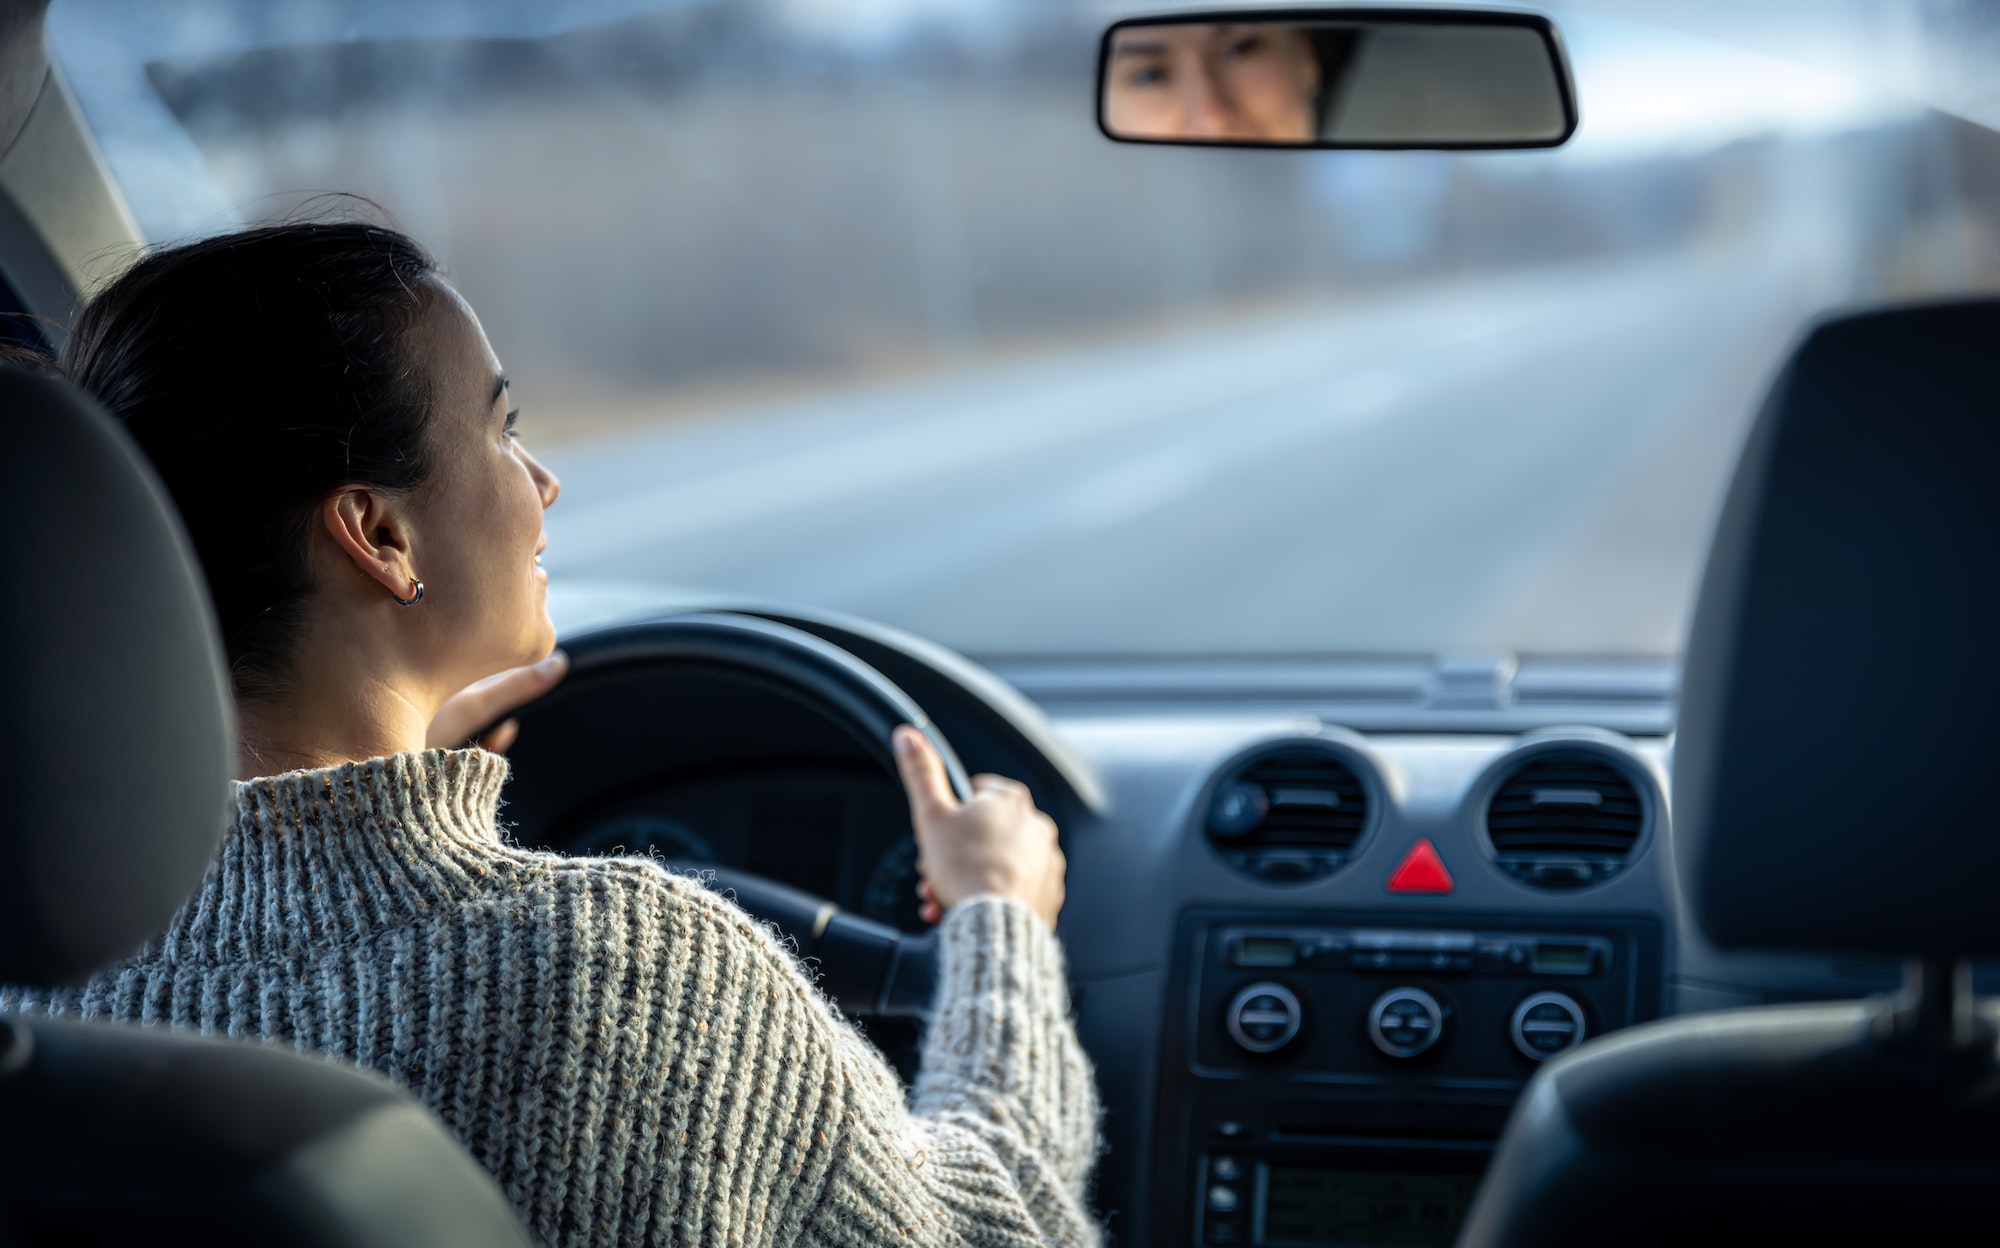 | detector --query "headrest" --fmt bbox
[0,369,234,986]
[1675,300,2000,957]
